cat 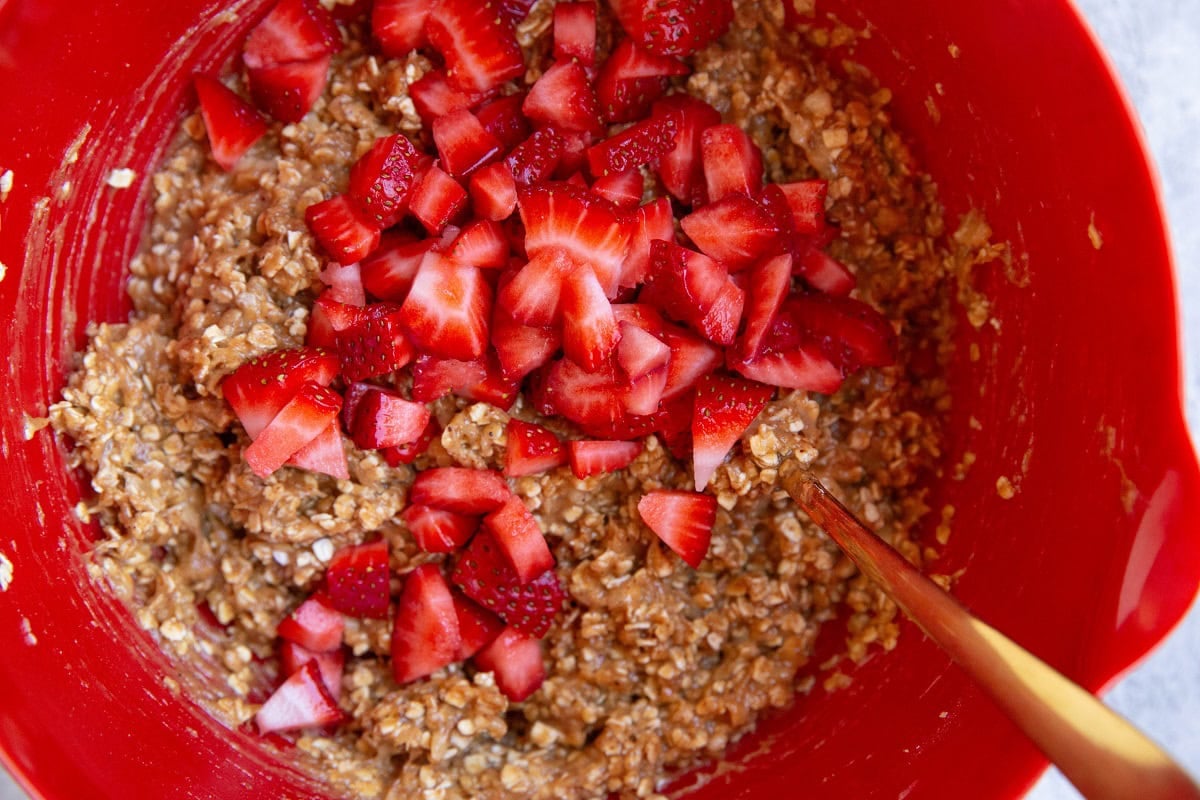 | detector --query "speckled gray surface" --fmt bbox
[2,1,1197,798]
